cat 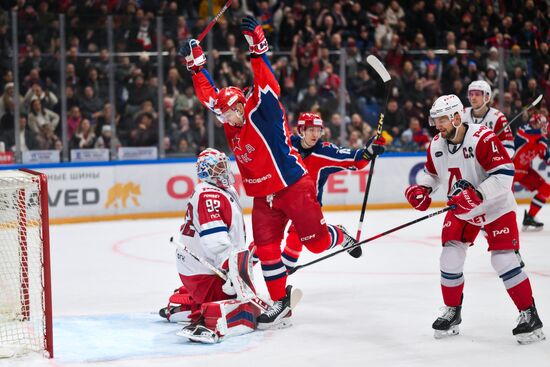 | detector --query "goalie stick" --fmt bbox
[356,55,392,241]
[289,206,452,275]
[496,94,543,136]
[169,237,303,311]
